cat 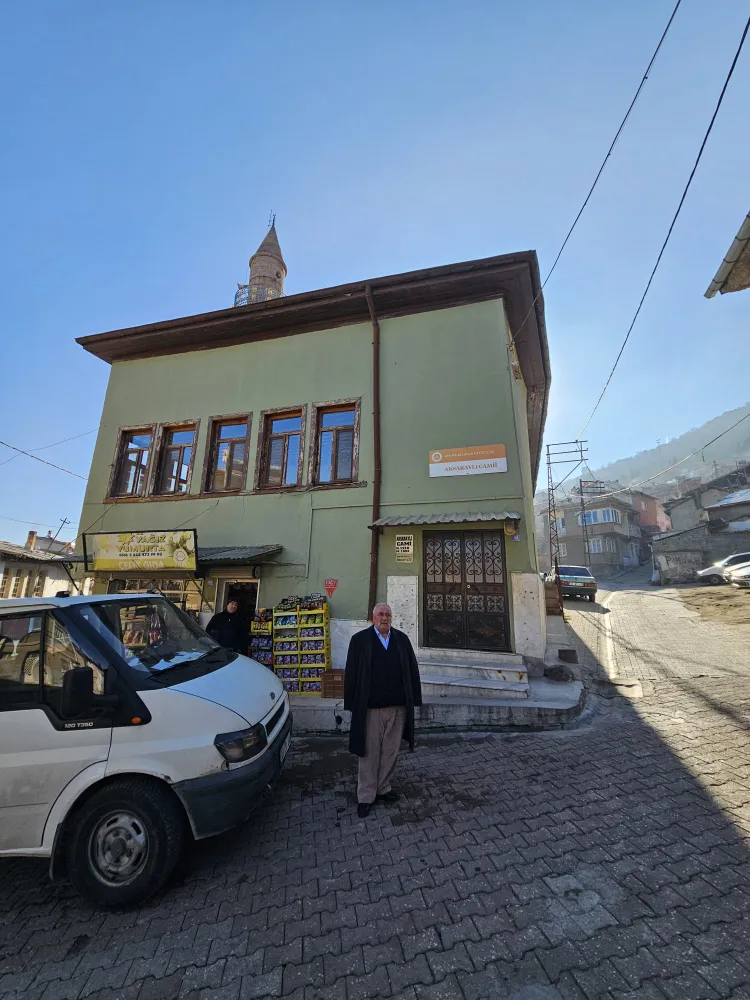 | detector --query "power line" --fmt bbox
[578,14,750,437]
[0,428,97,468]
[0,439,88,480]
[509,0,682,349]
[0,513,78,528]
[562,409,750,503]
